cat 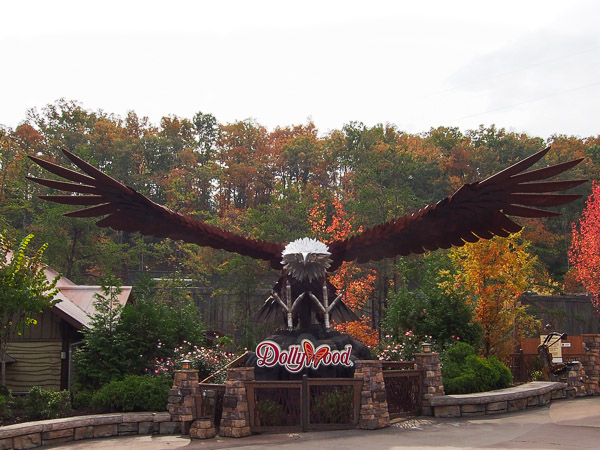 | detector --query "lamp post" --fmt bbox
[421,342,432,353]
[181,359,192,370]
